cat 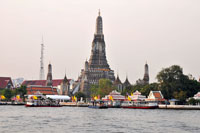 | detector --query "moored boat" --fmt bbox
[25,96,62,107]
[88,100,108,109]
[25,100,62,107]
[121,101,158,109]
